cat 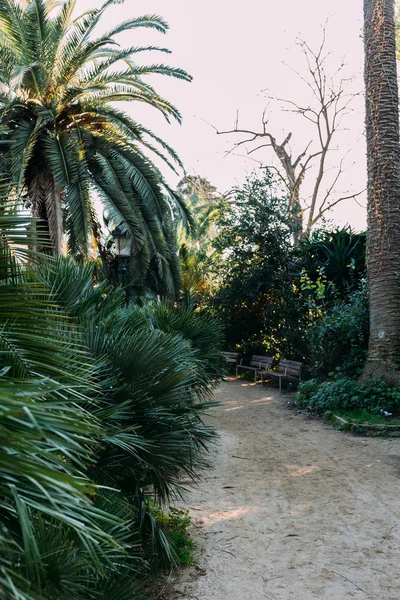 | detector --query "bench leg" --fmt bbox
[279,378,282,394]
[236,365,238,378]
